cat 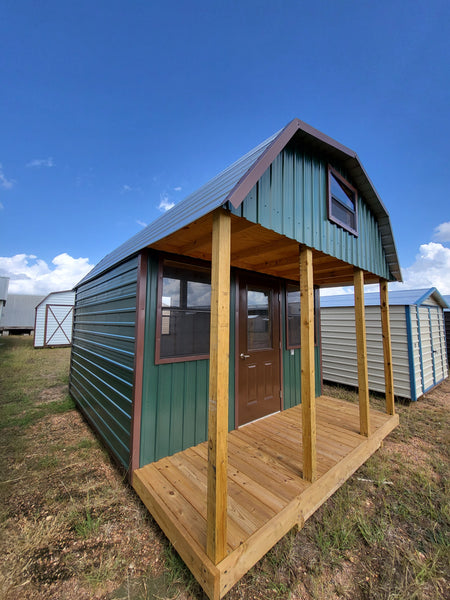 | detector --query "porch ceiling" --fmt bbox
[149,213,381,287]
